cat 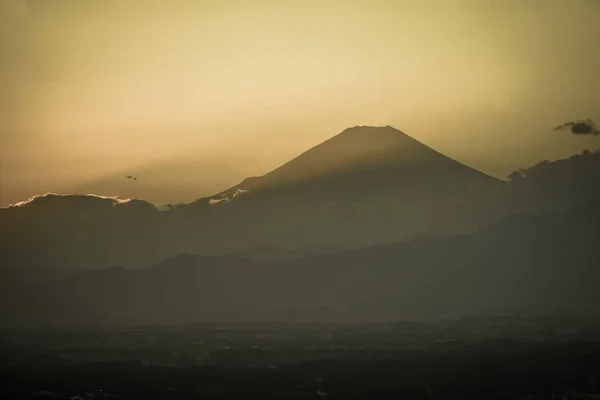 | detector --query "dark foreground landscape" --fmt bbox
[2,317,600,400]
